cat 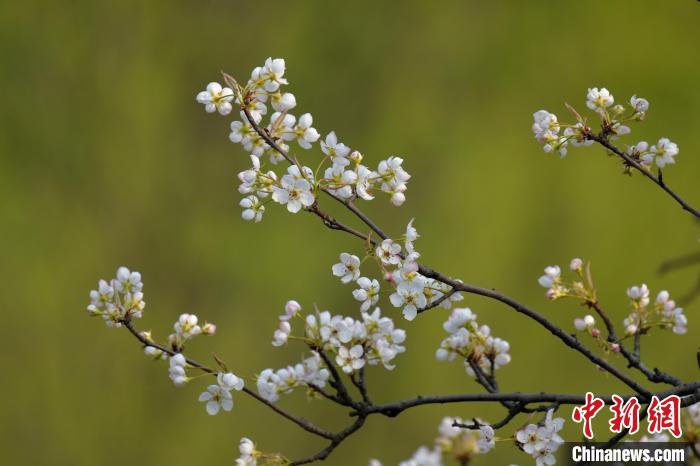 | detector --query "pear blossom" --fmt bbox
[377,156,410,204]
[270,91,296,112]
[229,119,256,145]
[532,110,560,142]
[516,410,564,465]
[586,87,614,113]
[324,163,357,199]
[390,280,427,320]
[353,277,380,311]
[336,344,365,374]
[272,166,315,213]
[239,195,265,222]
[332,252,361,283]
[217,372,245,391]
[169,313,202,347]
[86,267,146,326]
[630,95,649,114]
[538,266,561,289]
[290,113,320,149]
[280,300,301,321]
[196,82,234,115]
[321,131,351,166]
[569,258,583,272]
[198,383,233,415]
[355,165,378,200]
[272,321,291,347]
[641,137,678,168]
[261,57,287,92]
[256,351,331,402]
[437,307,511,376]
[376,239,402,266]
[627,284,650,308]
